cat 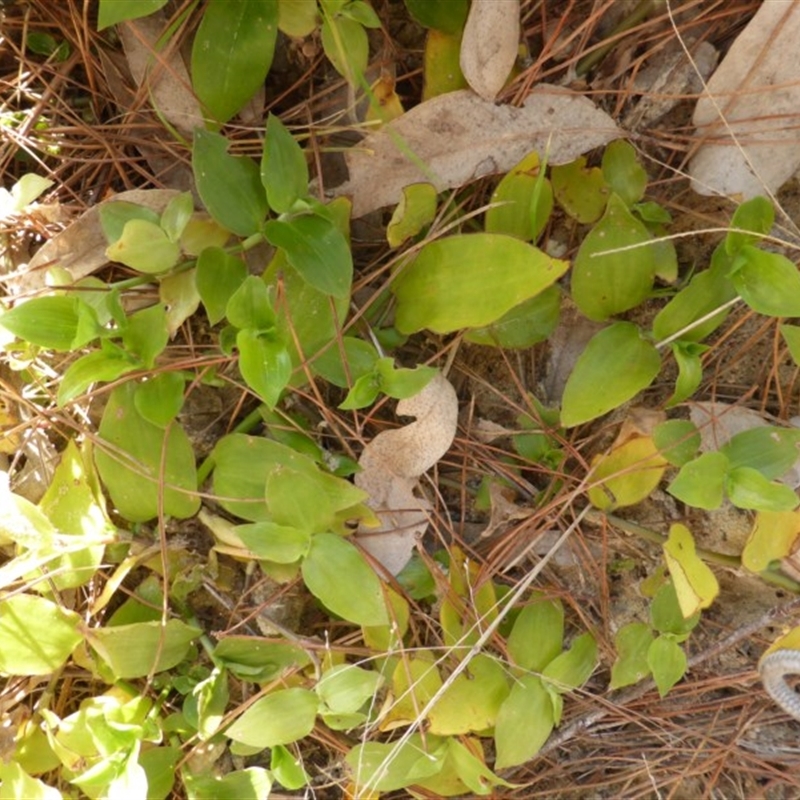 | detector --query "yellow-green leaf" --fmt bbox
[662,523,719,618]
[393,233,568,334]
